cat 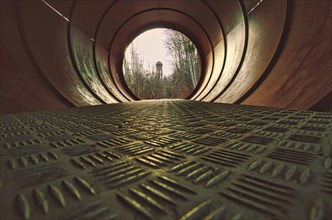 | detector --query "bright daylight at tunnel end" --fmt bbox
[122,28,201,100]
